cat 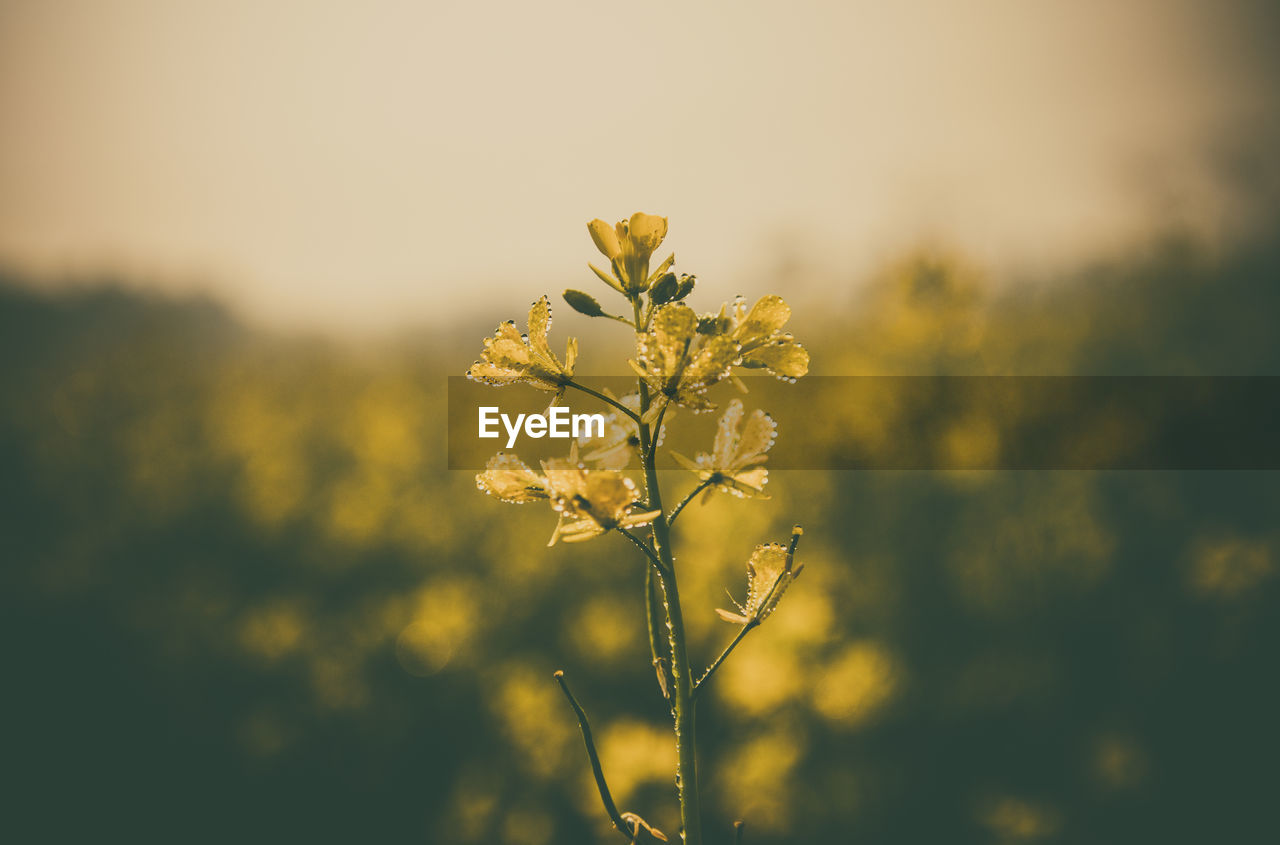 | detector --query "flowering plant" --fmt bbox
[468,213,810,844]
